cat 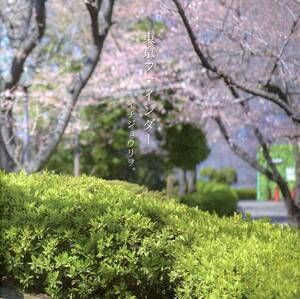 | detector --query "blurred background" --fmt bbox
[1,0,300,224]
